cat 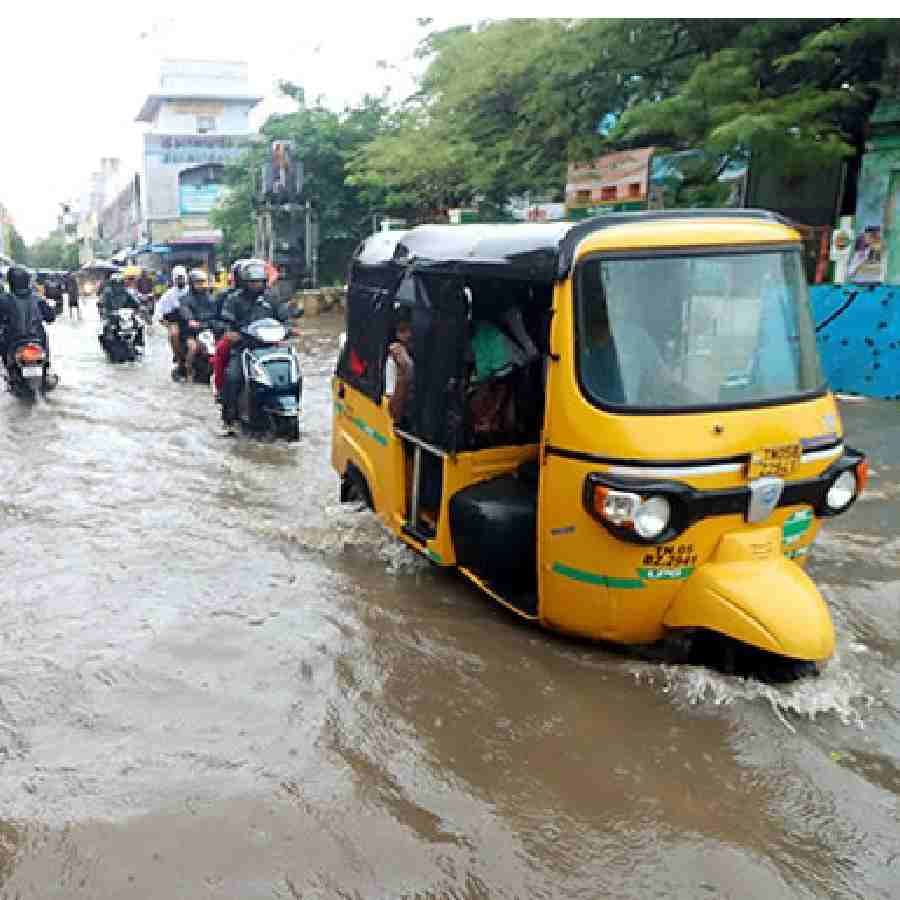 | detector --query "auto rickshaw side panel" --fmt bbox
[332,377,406,531]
